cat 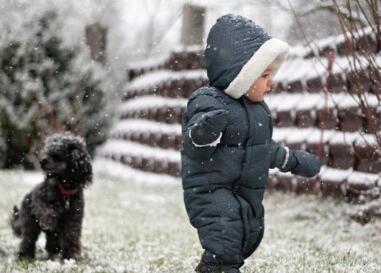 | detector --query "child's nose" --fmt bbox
[267,79,272,91]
